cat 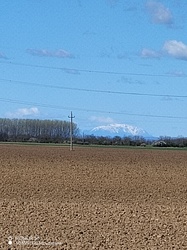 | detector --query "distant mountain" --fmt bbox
[85,123,154,139]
